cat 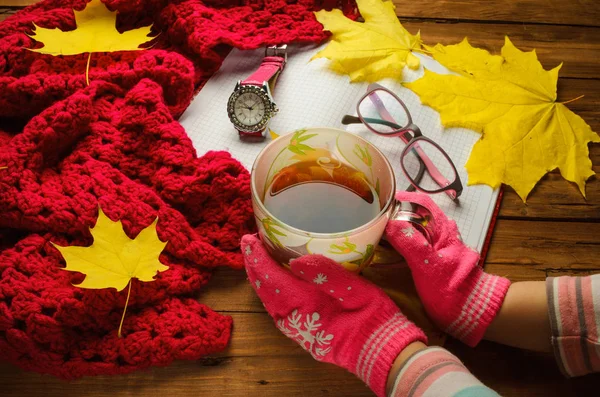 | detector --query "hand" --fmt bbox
[385,192,510,347]
[242,235,426,397]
